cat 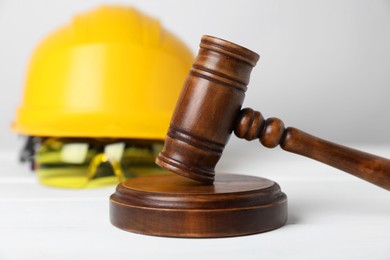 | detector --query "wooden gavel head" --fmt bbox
[155,35,260,184]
